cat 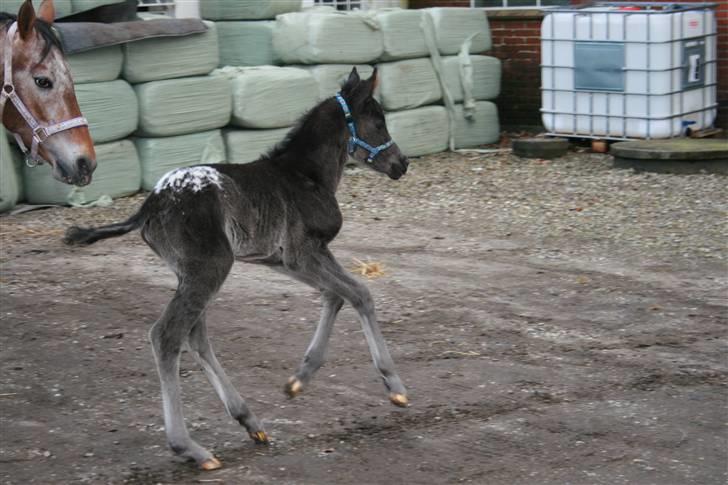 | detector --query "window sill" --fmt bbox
[484,9,544,20]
